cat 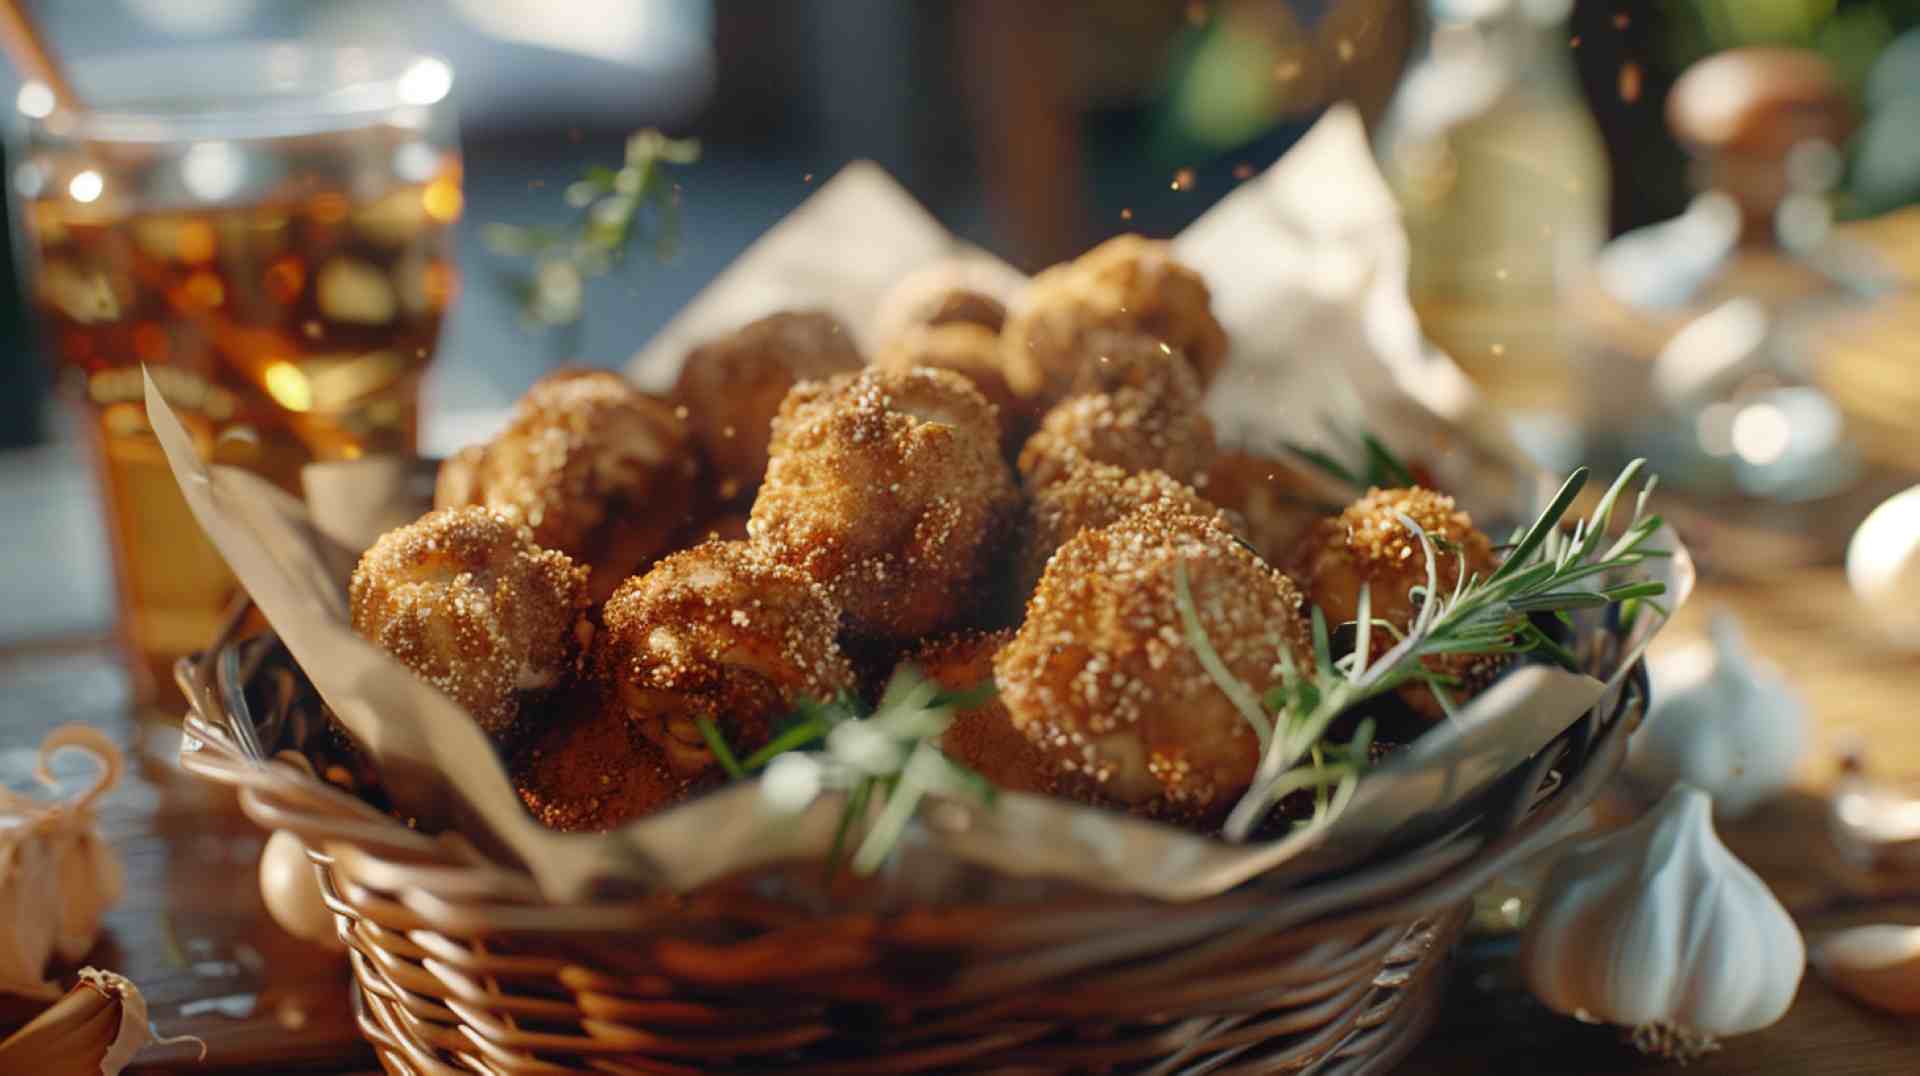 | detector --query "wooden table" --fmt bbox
[4,439,1920,1073]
